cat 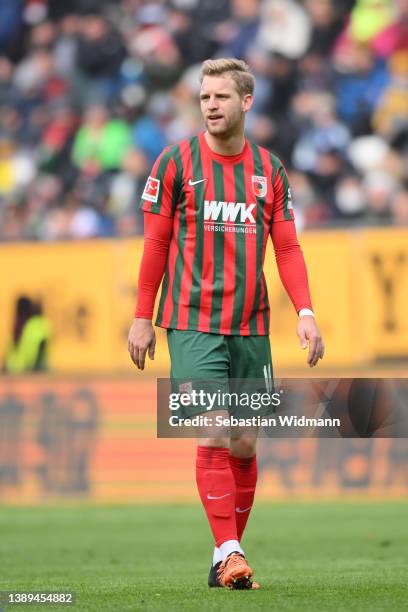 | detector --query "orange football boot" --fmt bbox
[216,553,253,589]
